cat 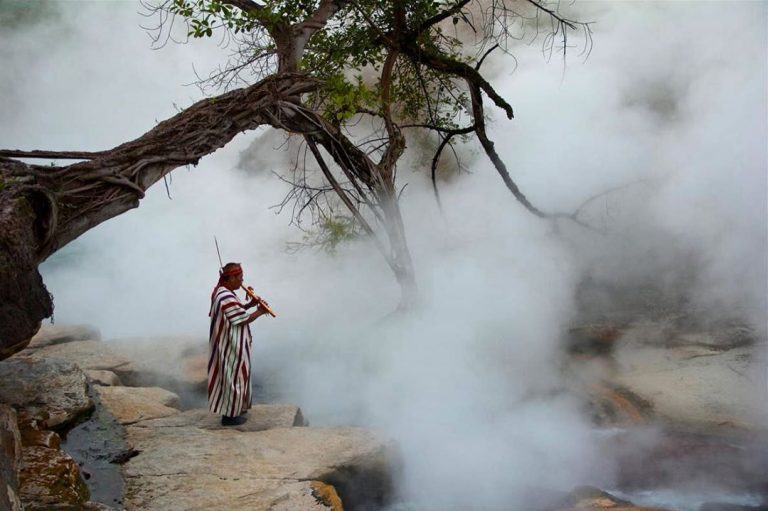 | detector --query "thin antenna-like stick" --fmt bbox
[214,236,224,270]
